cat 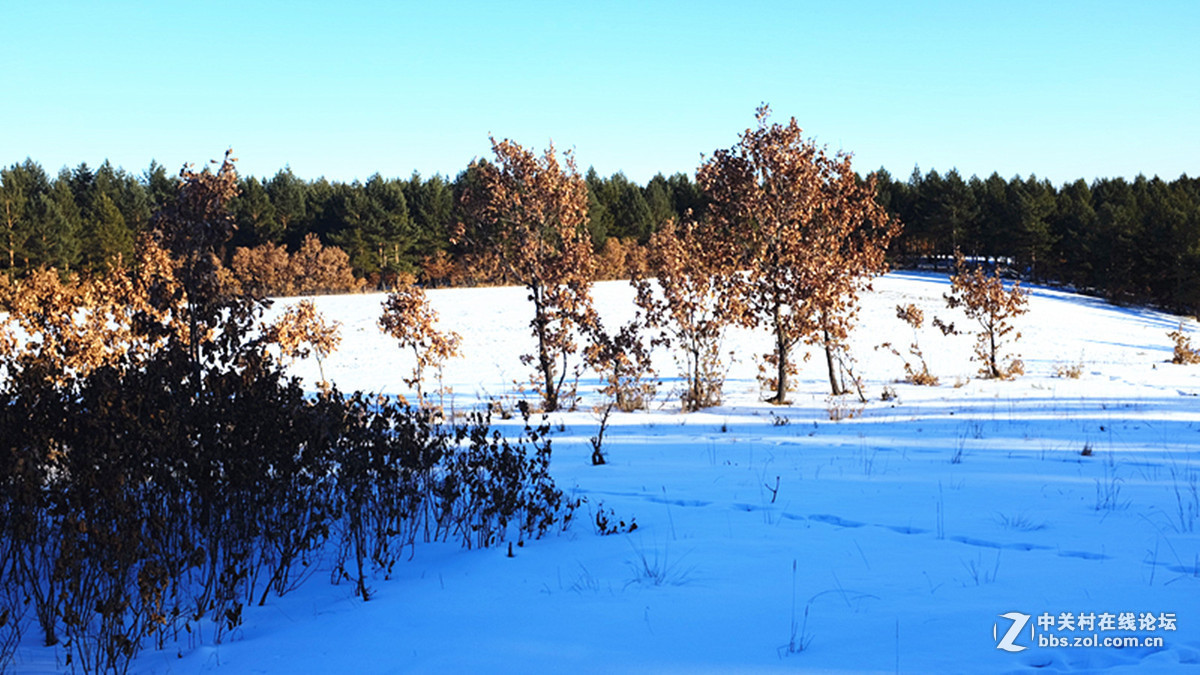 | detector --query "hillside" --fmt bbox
[15,271,1200,673]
